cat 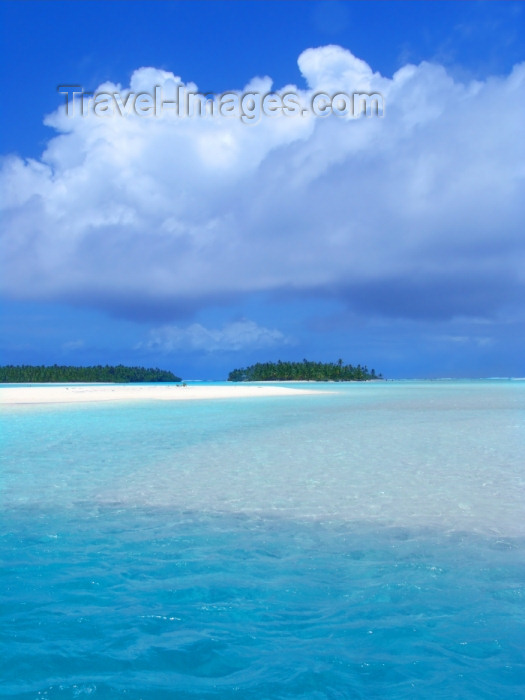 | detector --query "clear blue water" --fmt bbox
[1,381,524,698]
